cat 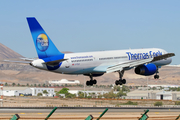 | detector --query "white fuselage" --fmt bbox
[31,48,172,75]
